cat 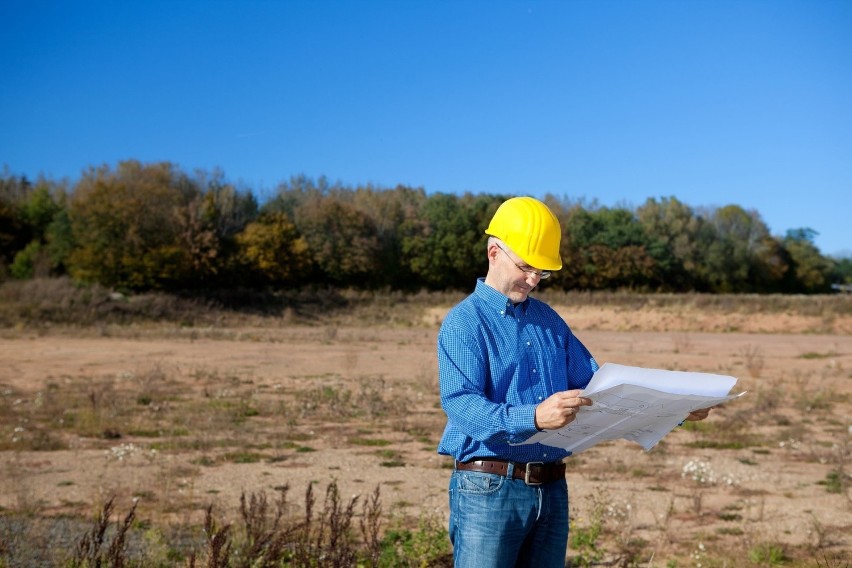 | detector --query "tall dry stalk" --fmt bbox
[739,344,765,378]
[70,496,138,568]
